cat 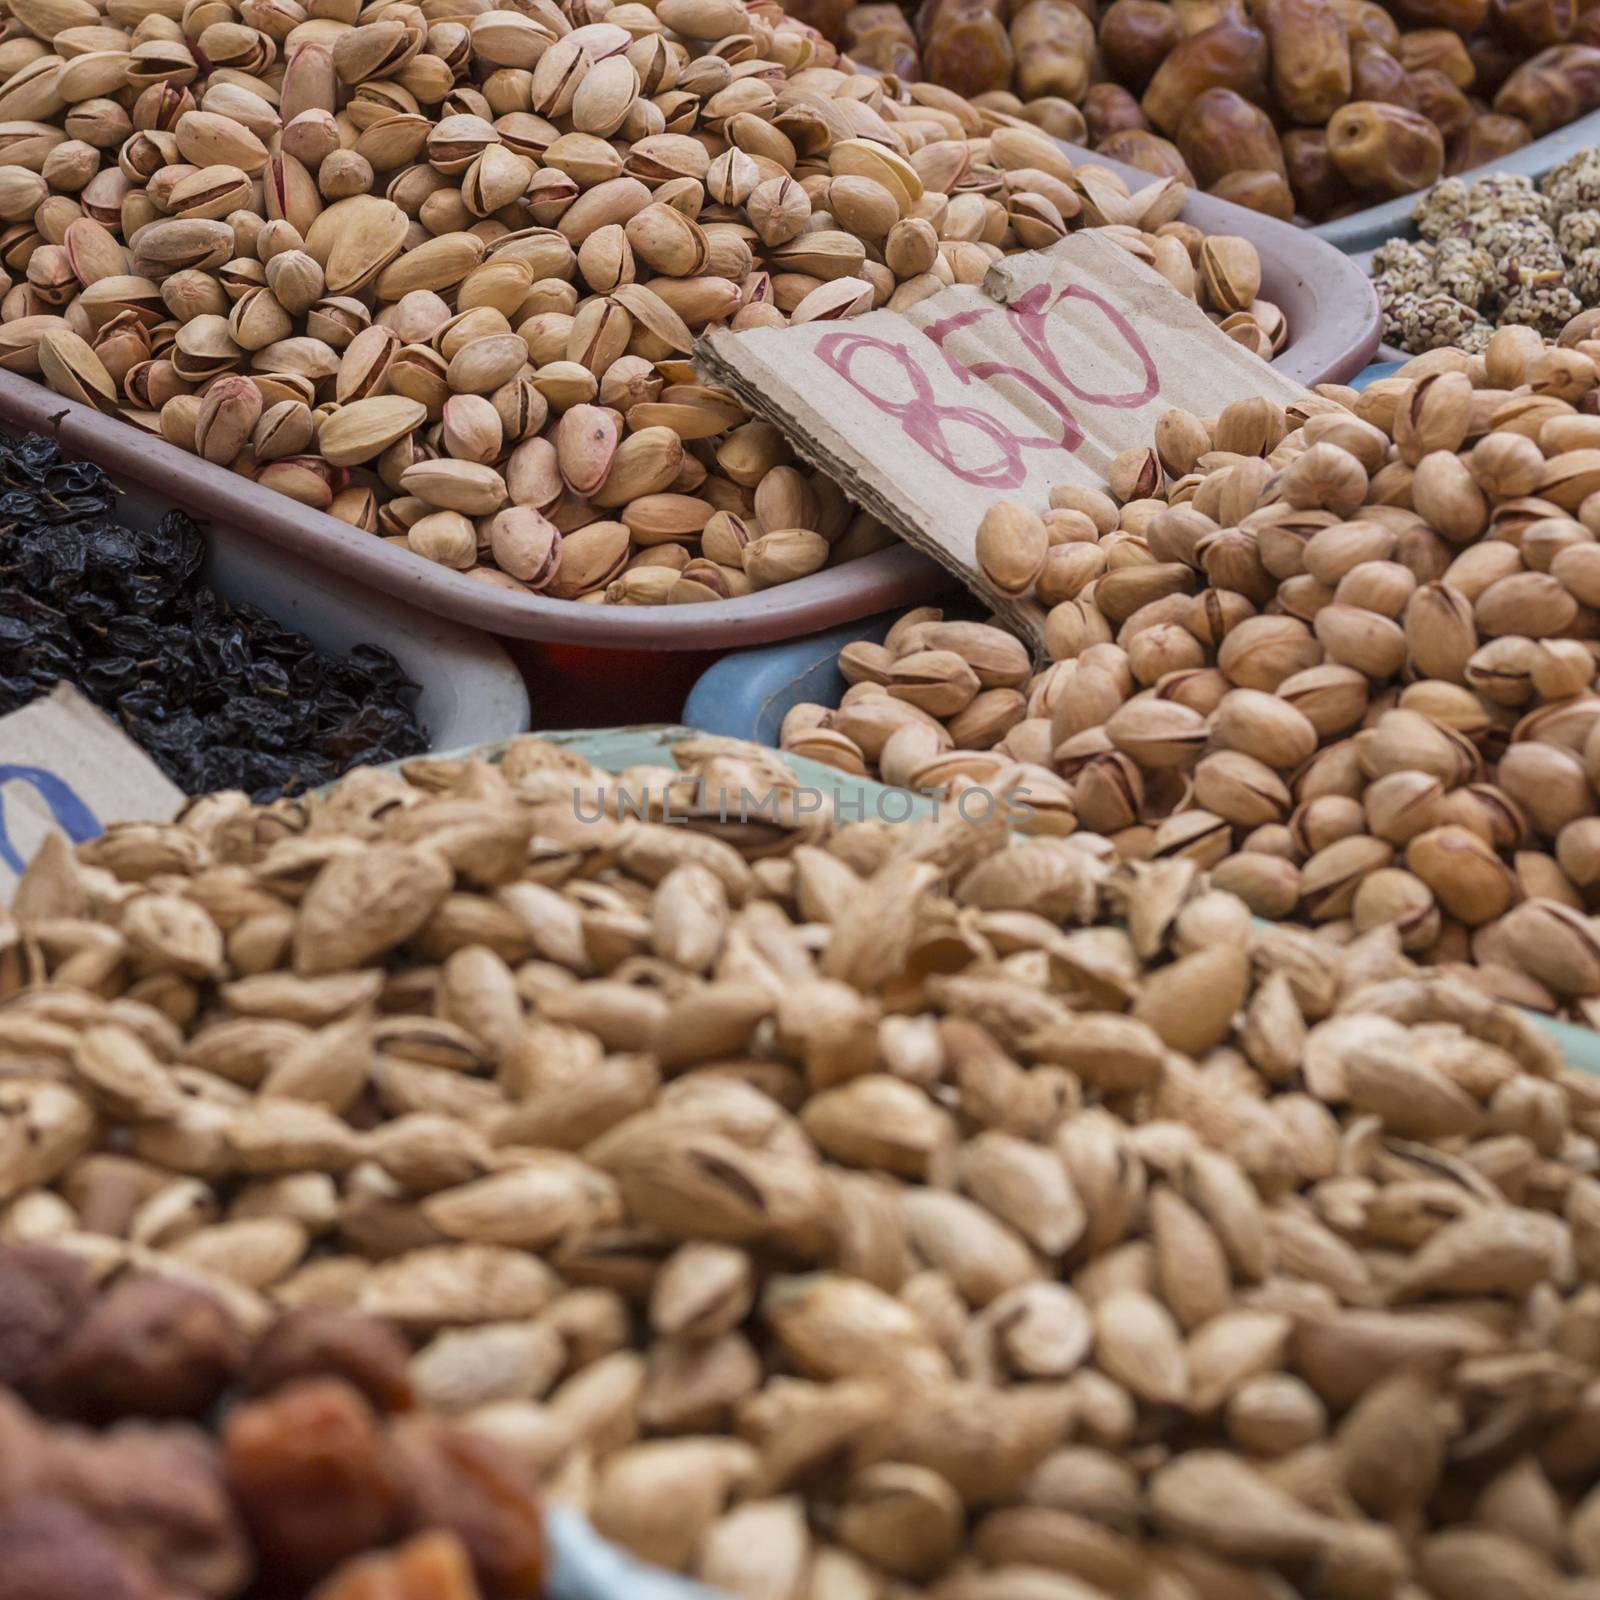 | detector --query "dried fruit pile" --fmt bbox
[784,330,1600,1019]
[3,734,1600,1597]
[0,0,1279,606]
[786,0,1600,222]
[0,432,424,799]
[0,1243,544,1599]
[1374,154,1600,353]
